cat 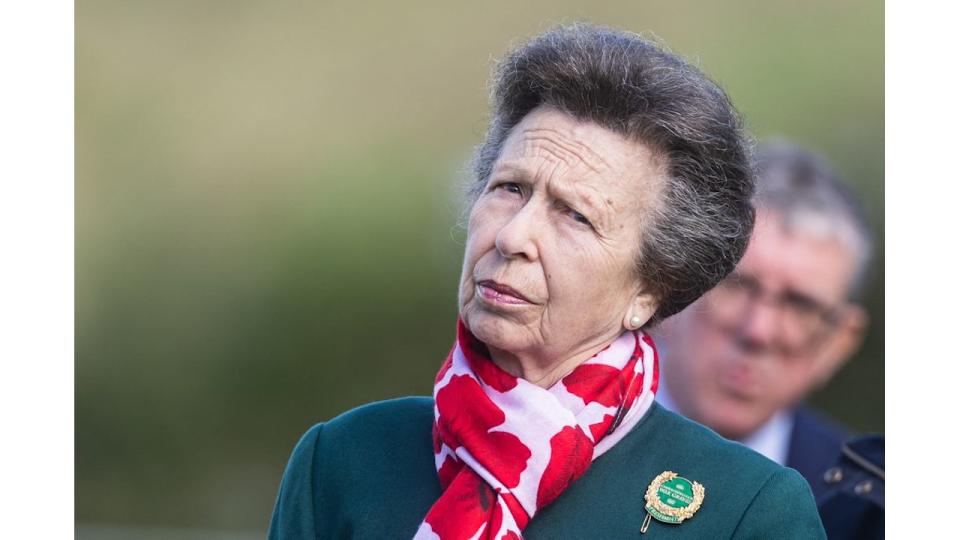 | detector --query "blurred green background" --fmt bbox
[76,0,883,536]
